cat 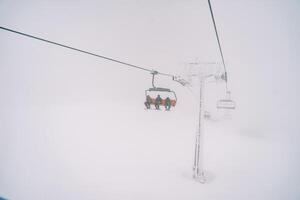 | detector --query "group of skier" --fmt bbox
[144,95,171,111]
